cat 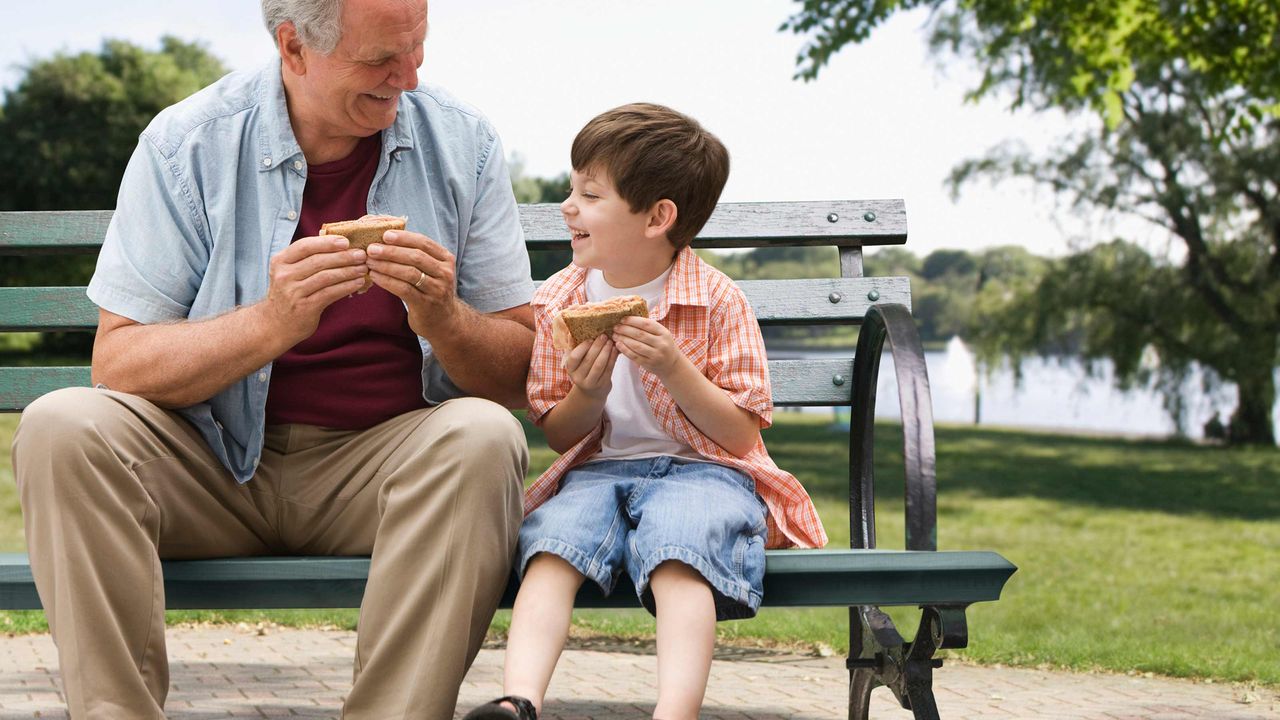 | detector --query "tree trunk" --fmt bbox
[1229,368,1277,446]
